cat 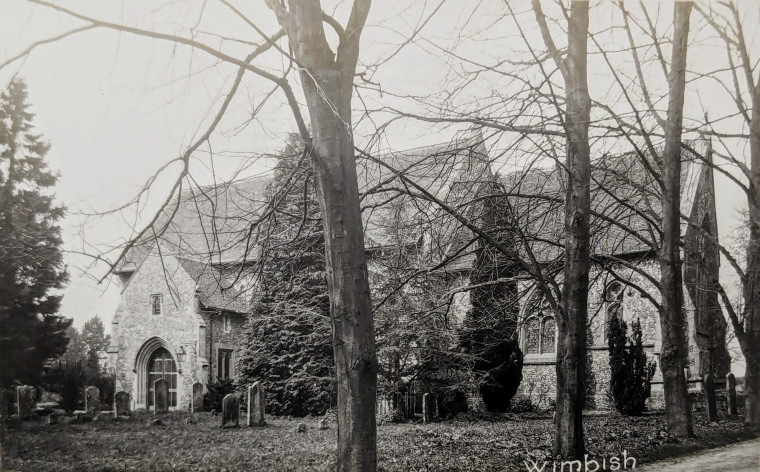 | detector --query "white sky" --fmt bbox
[0,0,755,378]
